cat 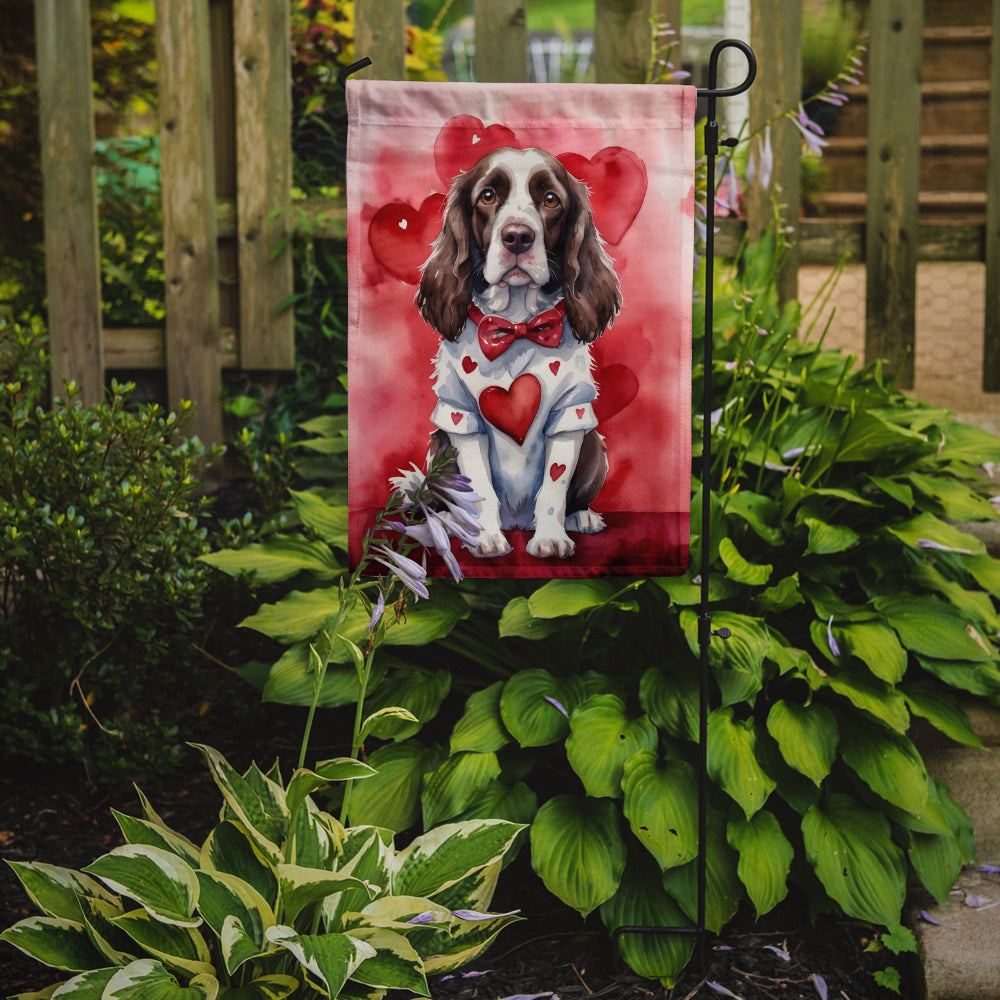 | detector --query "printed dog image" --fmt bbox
[416,147,621,559]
